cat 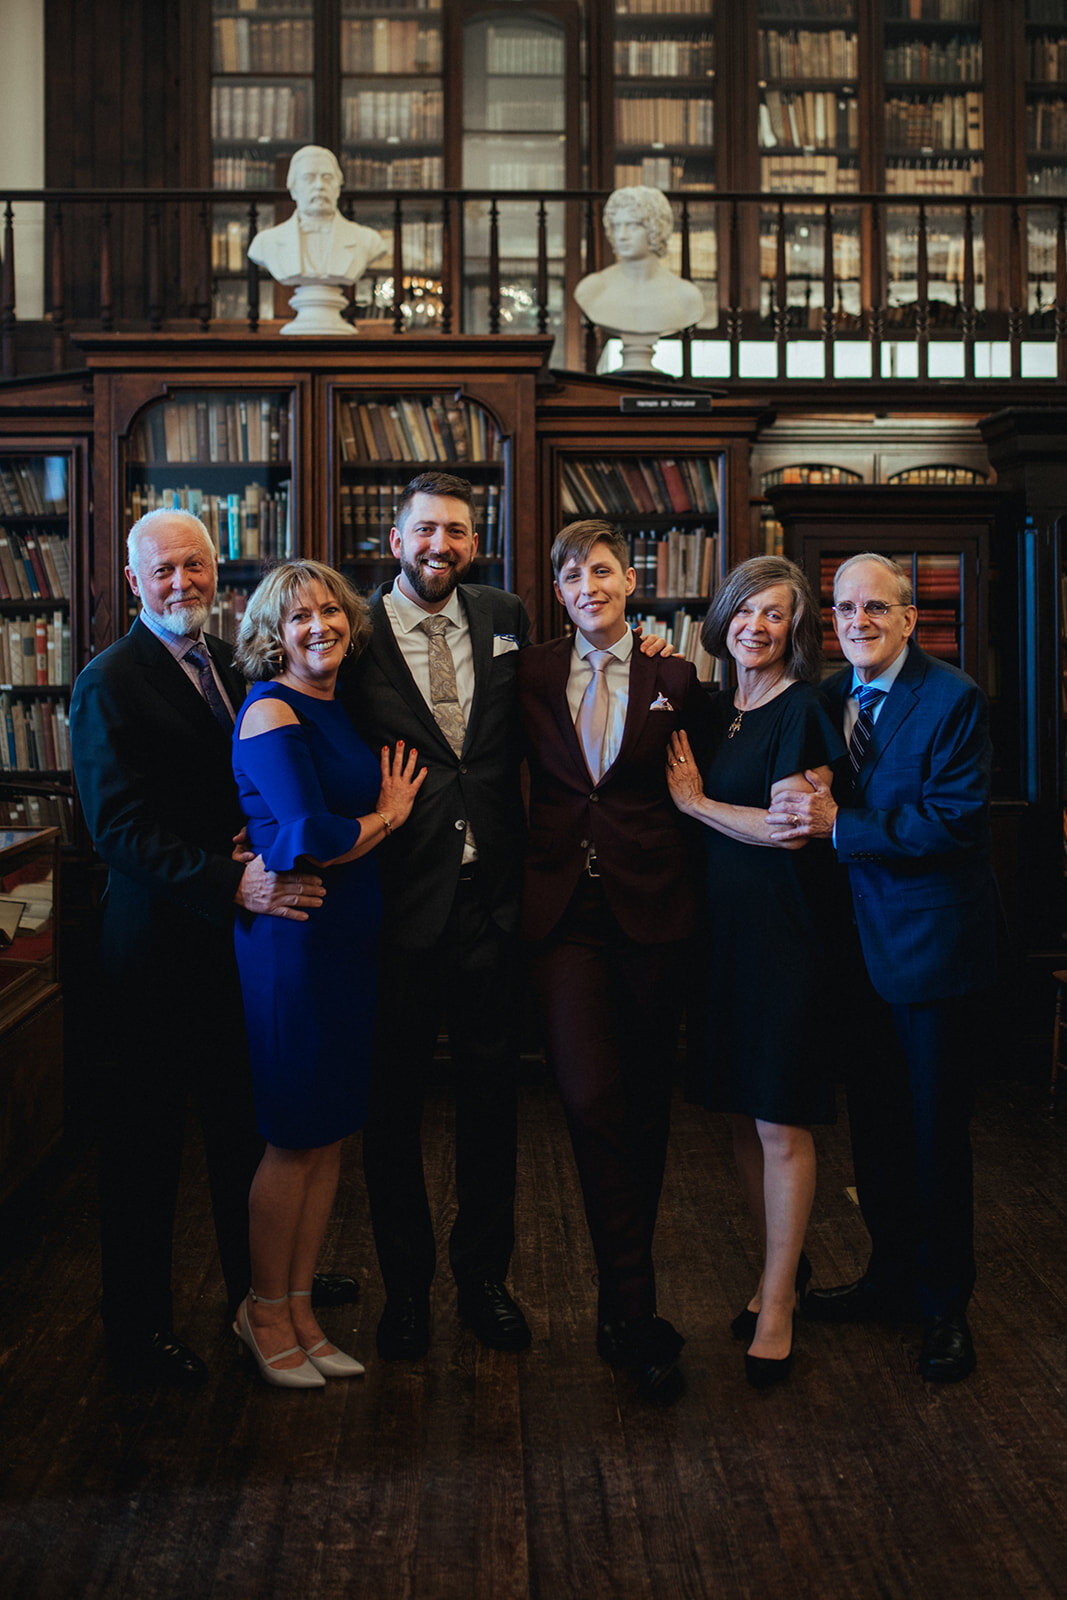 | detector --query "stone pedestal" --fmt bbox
[280,283,354,336]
